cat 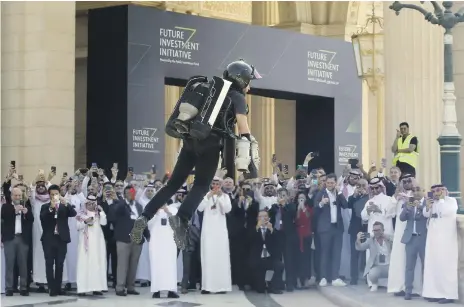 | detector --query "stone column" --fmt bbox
[454,23,464,195]
[1,2,76,183]
[164,85,181,173]
[274,99,296,176]
[251,1,278,178]
[383,2,443,189]
[251,96,275,177]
